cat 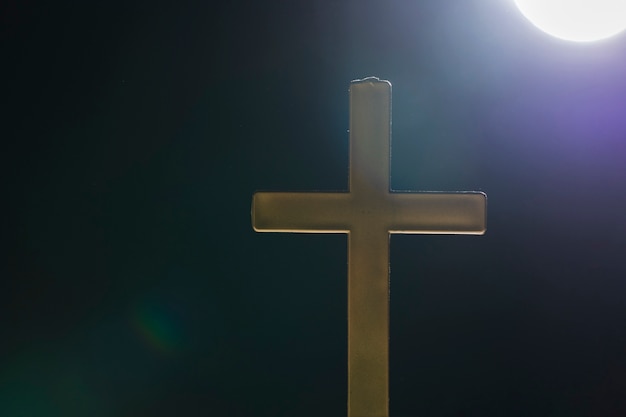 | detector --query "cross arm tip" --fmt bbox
[251,192,267,232]
[350,76,391,87]
[469,191,487,235]
[476,191,488,235]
